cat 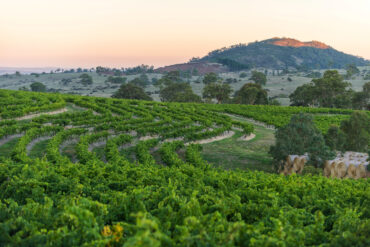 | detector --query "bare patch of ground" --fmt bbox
[16,108,68,120]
